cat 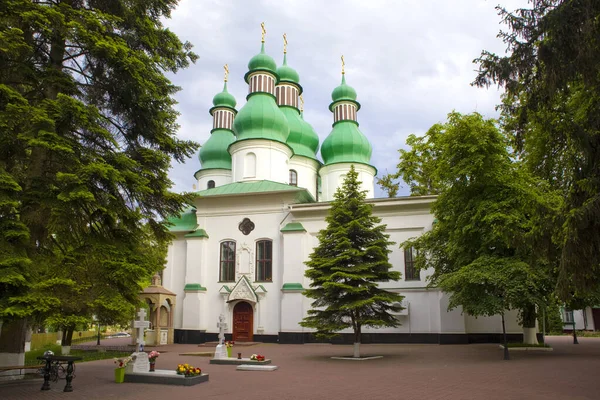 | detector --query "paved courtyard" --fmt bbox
[1,335,599,400]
